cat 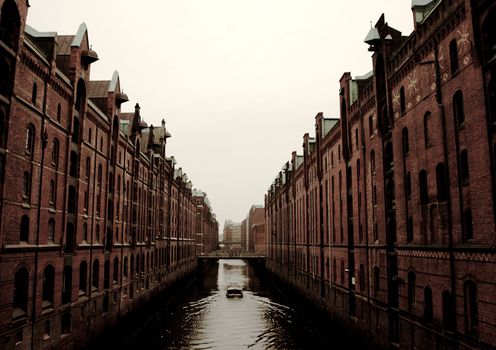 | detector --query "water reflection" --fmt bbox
[129,259,343,349]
